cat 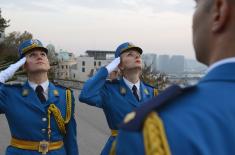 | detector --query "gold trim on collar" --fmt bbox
[144,89,149,95]
[22,89,29,96]
[120,87,126,95]
[53,90,59,96]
